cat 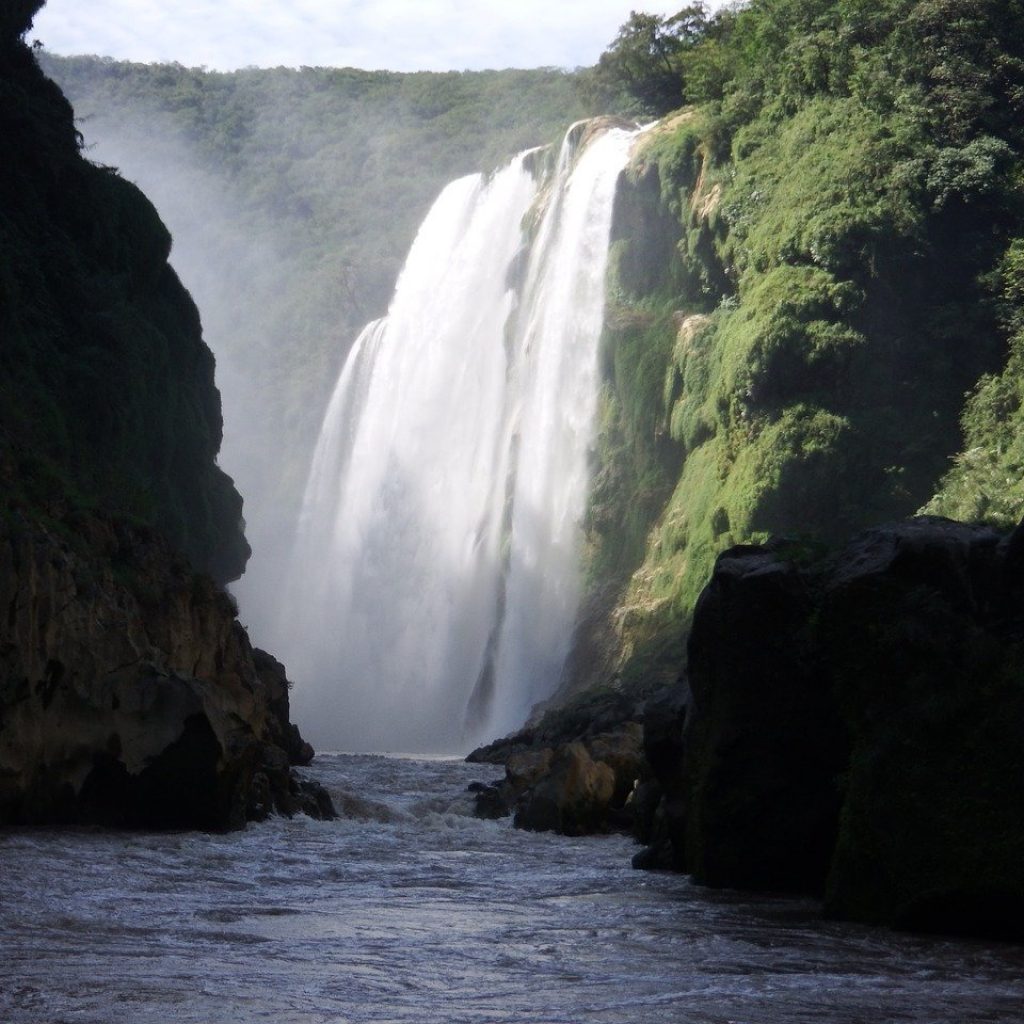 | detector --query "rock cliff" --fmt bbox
[0,499,330,828]
[636,517,1024,941]
[1,2,249,584]
[0,3,330,828]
